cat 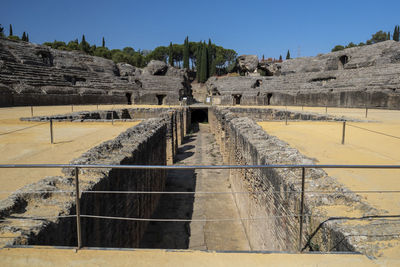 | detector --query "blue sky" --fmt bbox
[2,0,400,58]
